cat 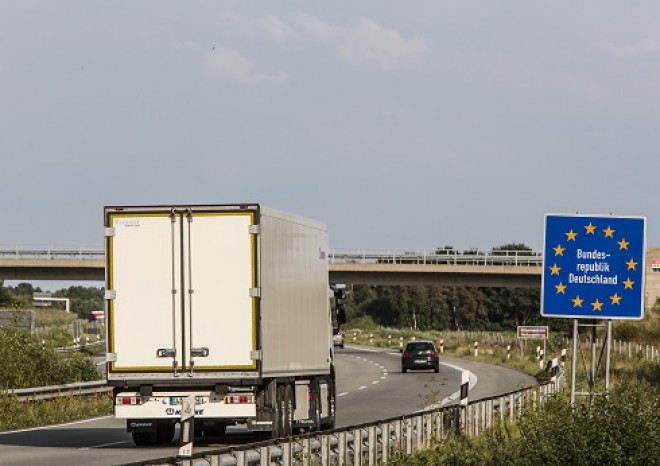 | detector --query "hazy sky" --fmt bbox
[2,1,659,257]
